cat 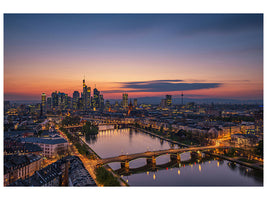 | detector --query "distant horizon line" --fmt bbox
[4,97,263,105]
